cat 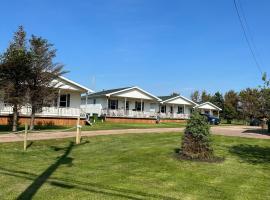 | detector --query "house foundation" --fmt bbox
[105,116,187,124]
[0,115,84,126]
